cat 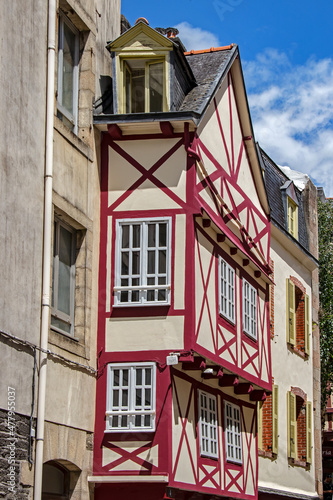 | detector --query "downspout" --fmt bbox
[34,0,56,497]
